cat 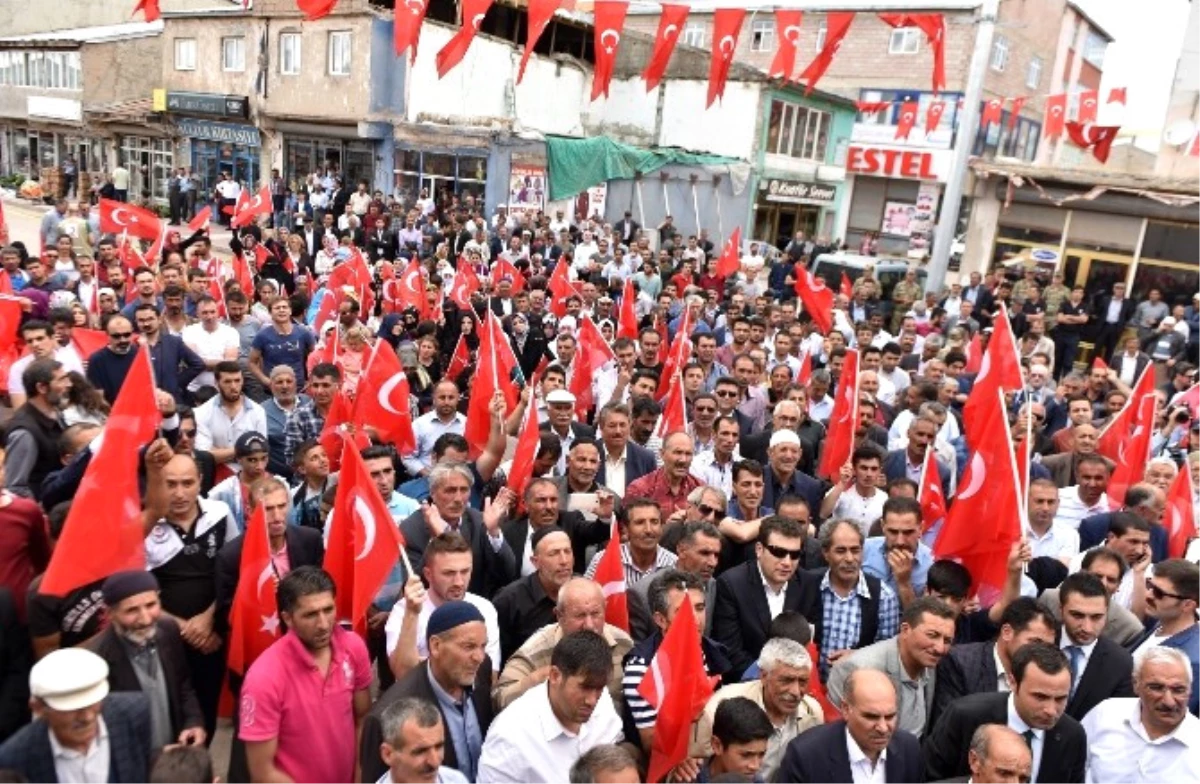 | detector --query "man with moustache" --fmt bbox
[375,698,468,784]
